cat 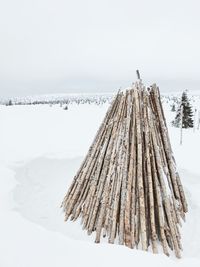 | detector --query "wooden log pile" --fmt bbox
[61,80,188,258]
